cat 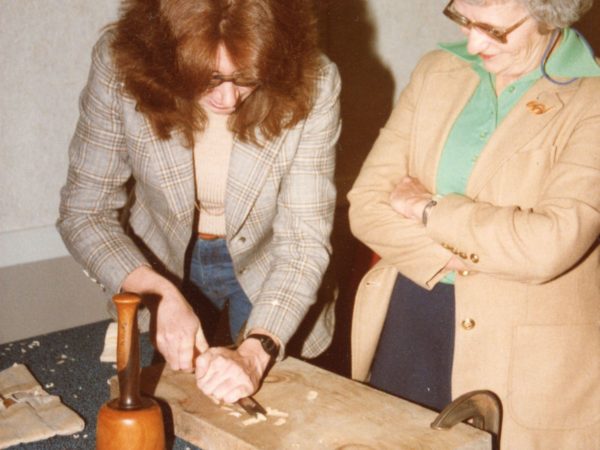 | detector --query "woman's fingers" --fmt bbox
[195,348,257,403]
[195,327,209,354]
